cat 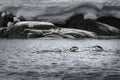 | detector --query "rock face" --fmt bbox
[97,16,120,29]
[0,0,120,38]
[0,20,97,38]
[64,14,120,36]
